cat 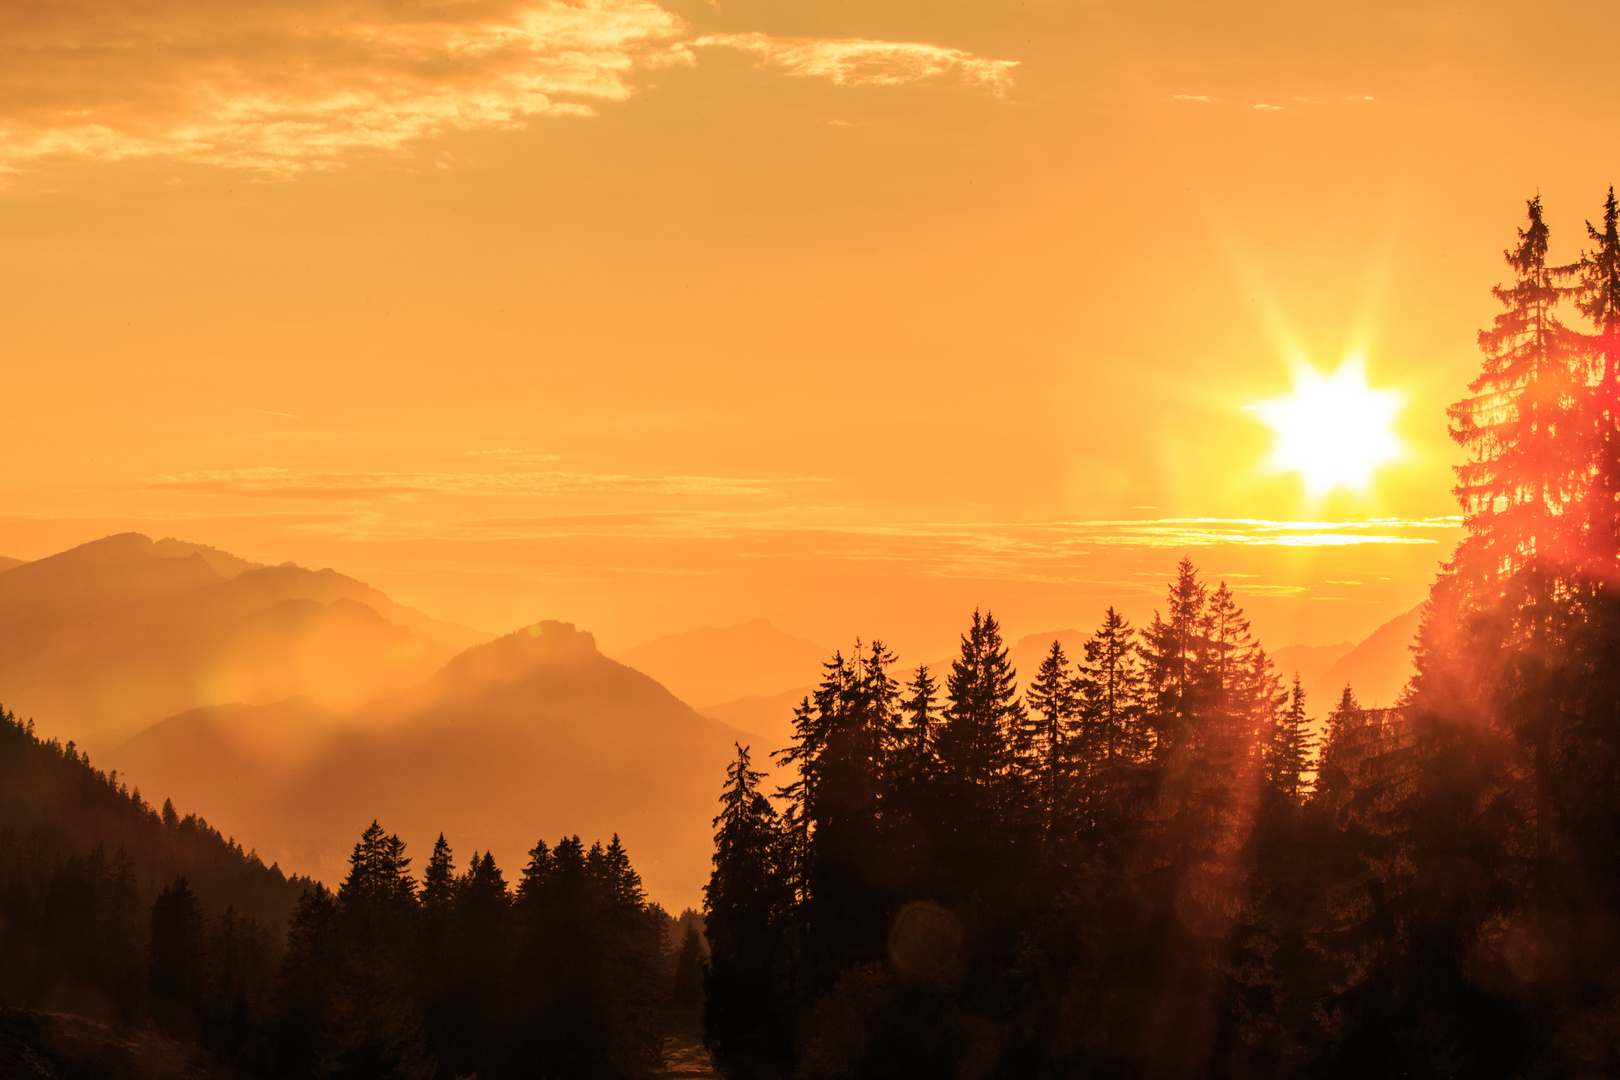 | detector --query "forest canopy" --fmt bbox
[702,190,1620,1080]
